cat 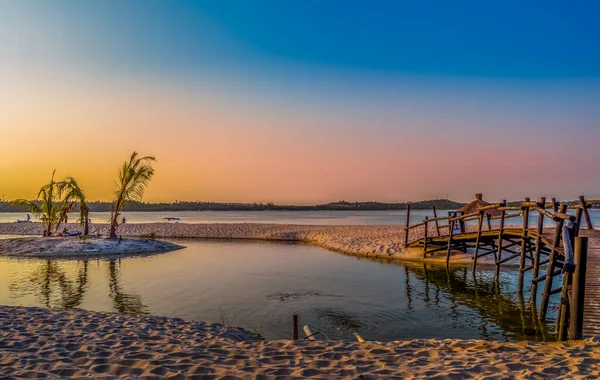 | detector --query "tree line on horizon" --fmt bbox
[8,152,155,237]
[3,197,594,214]
[2,198,467,213]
